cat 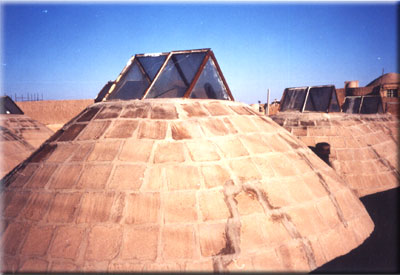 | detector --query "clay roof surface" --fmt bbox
[366,72,400,87]
[2,99,373,272]
[0,125,34,178]
[0,114,54,177]
[271,112,399,197]
[0,114,54,148]
[16,99,93,132]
